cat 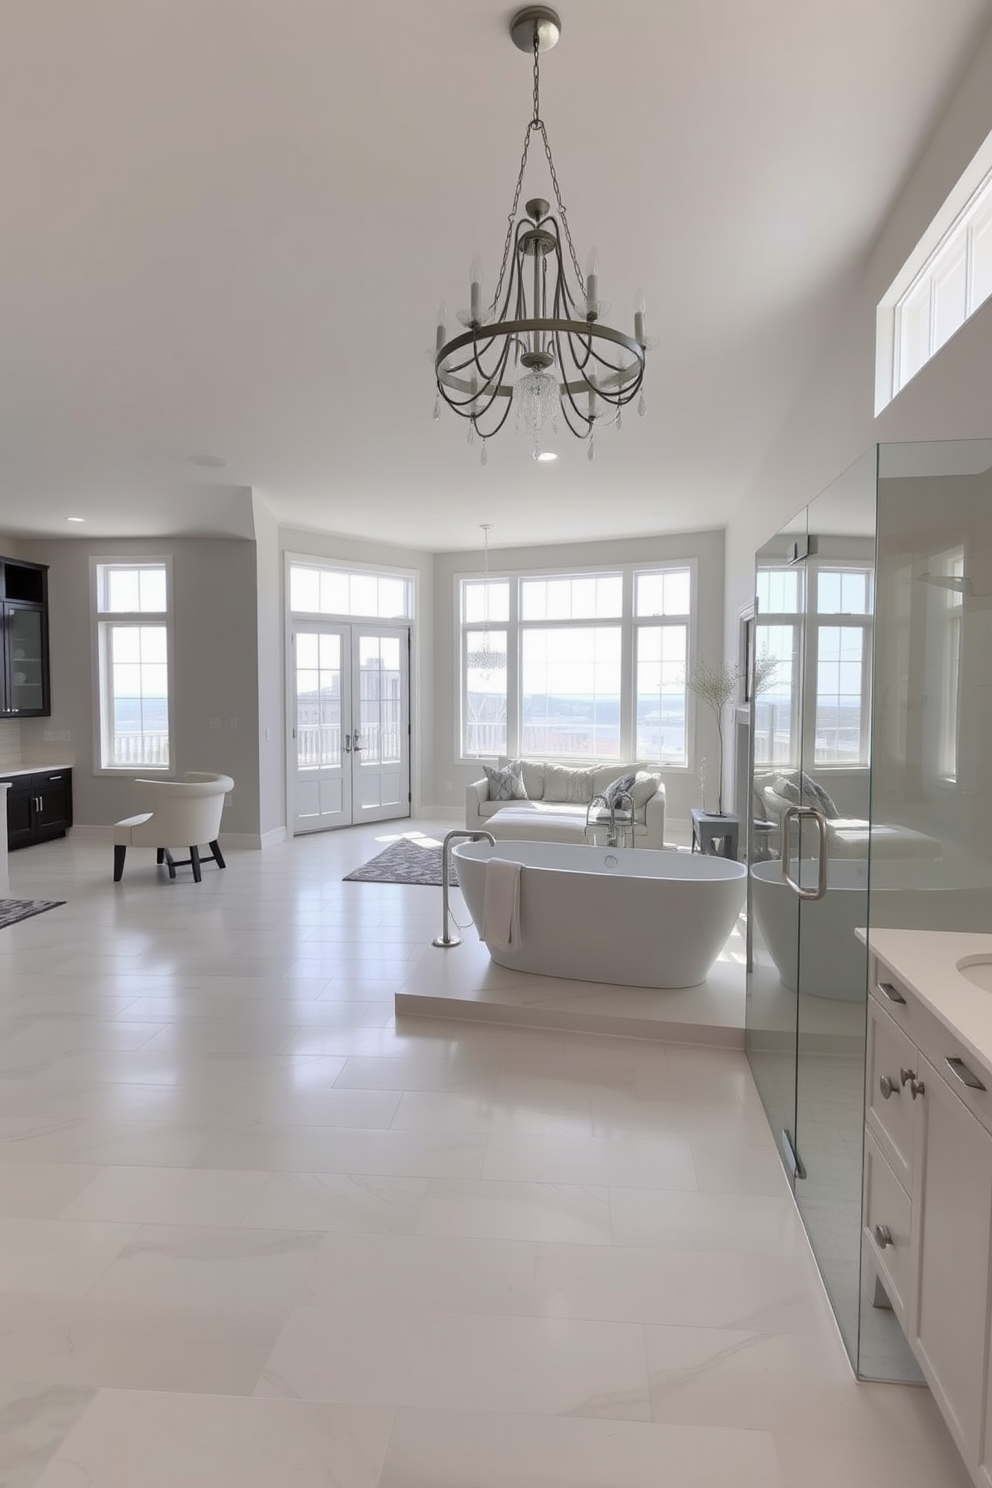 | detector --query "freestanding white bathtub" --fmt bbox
[750,856,992,1000]
[451,839,746,988]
